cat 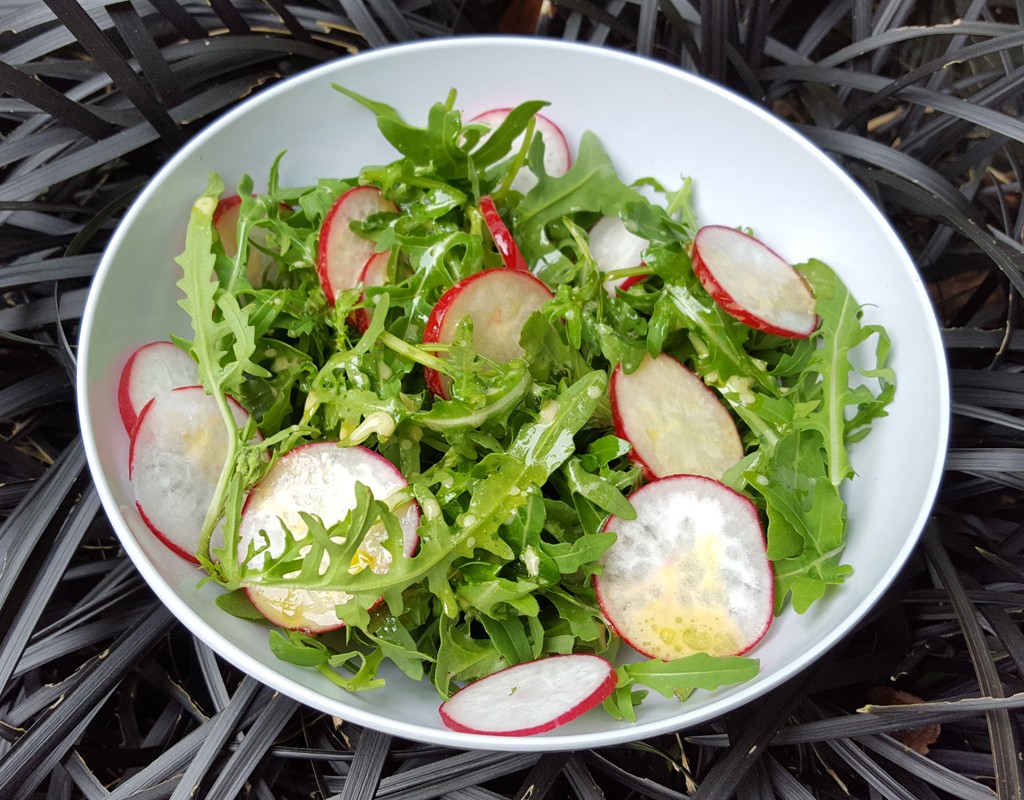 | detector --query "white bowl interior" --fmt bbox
[77,37,949,751]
